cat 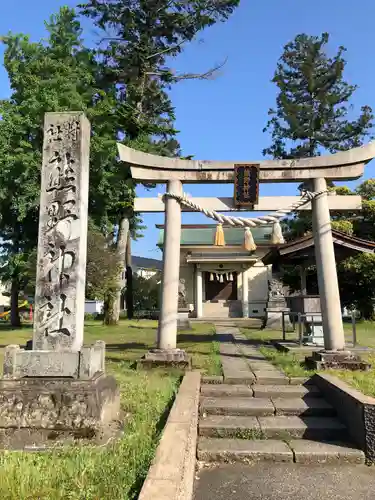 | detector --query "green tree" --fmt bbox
[0,7,119,325]
[86,224,123,324]
[132,273,161,313]
[79,0,240,323]
[339,253,375,320]
[263,32,373,160]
